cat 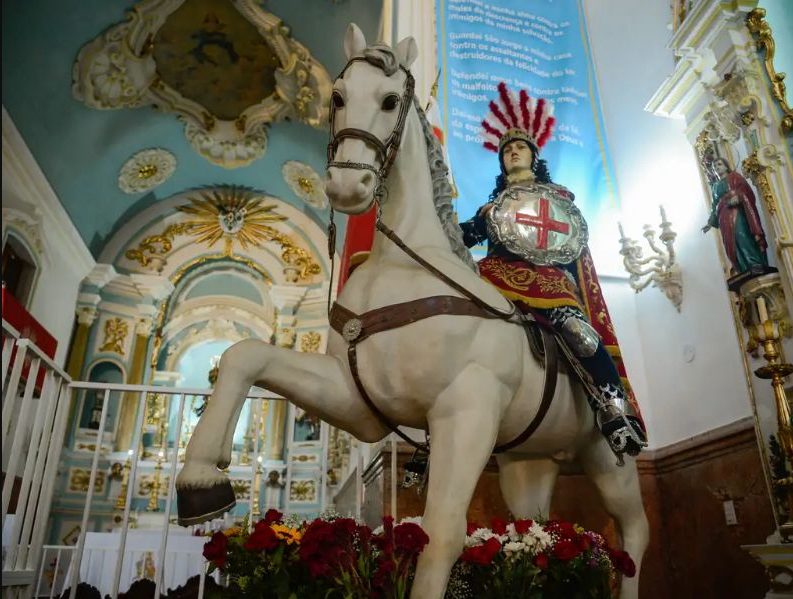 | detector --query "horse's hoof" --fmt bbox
[177,480,236,526]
